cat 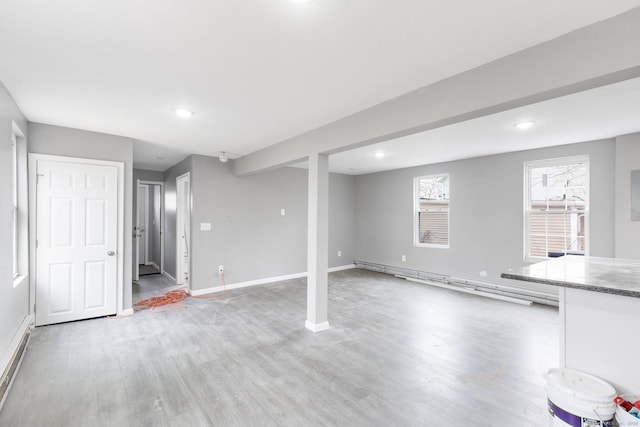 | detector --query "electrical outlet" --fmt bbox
[218,265,224,273]
[338,250,342,257]
[401,255,406,262]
